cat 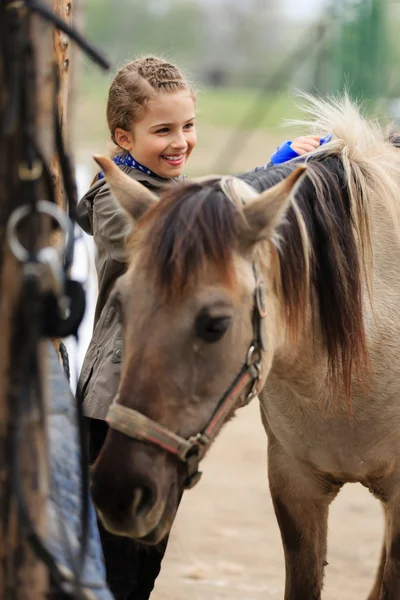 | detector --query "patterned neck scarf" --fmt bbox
[97,152,163,180]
